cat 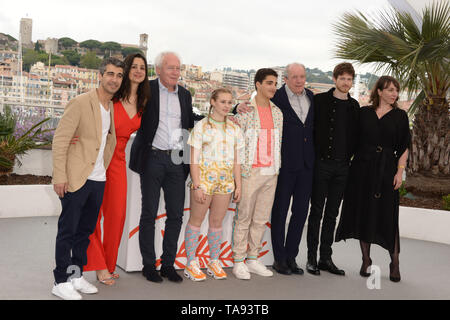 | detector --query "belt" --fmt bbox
[151,146,174,155]
[357,144,395,199]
